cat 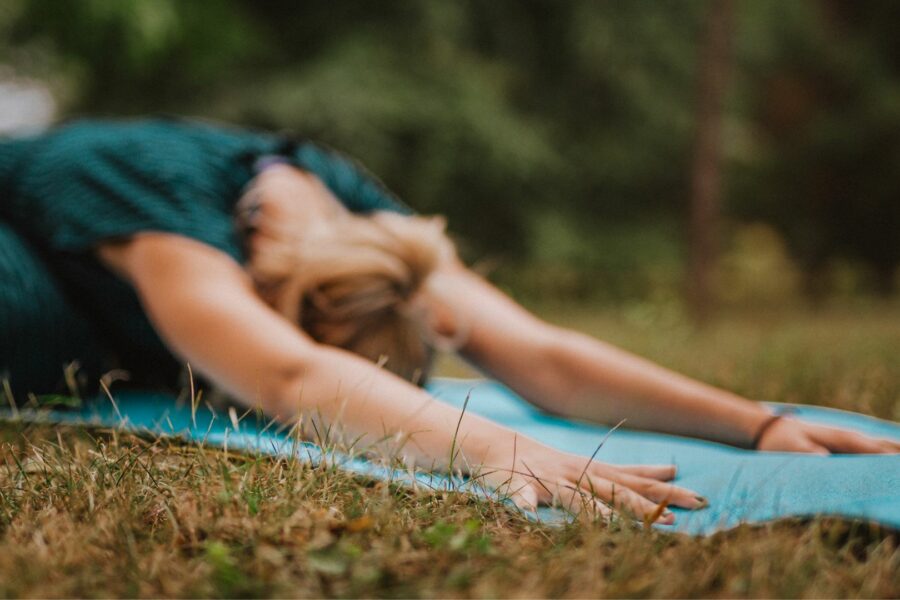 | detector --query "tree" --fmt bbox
[687,0,734,321]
